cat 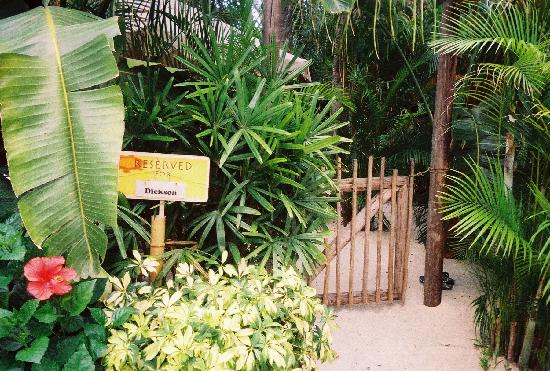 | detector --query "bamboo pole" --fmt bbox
[401,161,415,304]
[504,132,515,191]
[349,159,358,305]
[362,156,373,303]
[387,169,398,303]
[336,157,342,307]
[149,201,166,280]
[376,158,385,303]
